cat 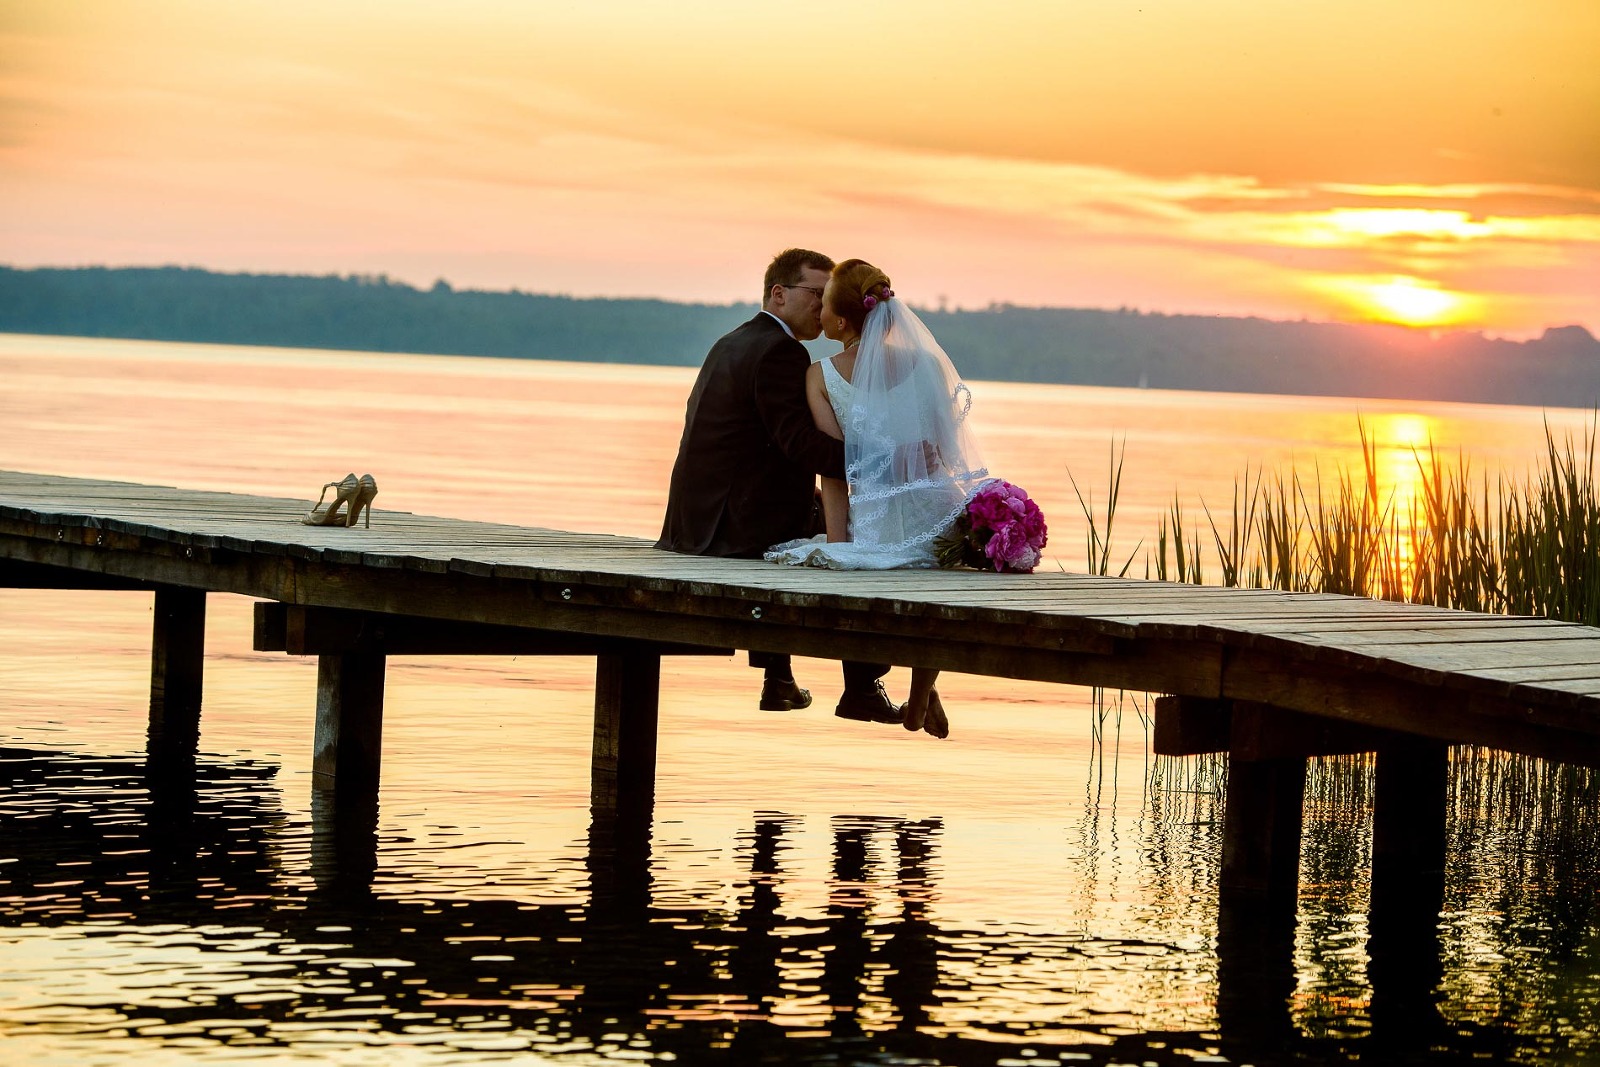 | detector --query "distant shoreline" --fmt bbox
[3,265,1597,409]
